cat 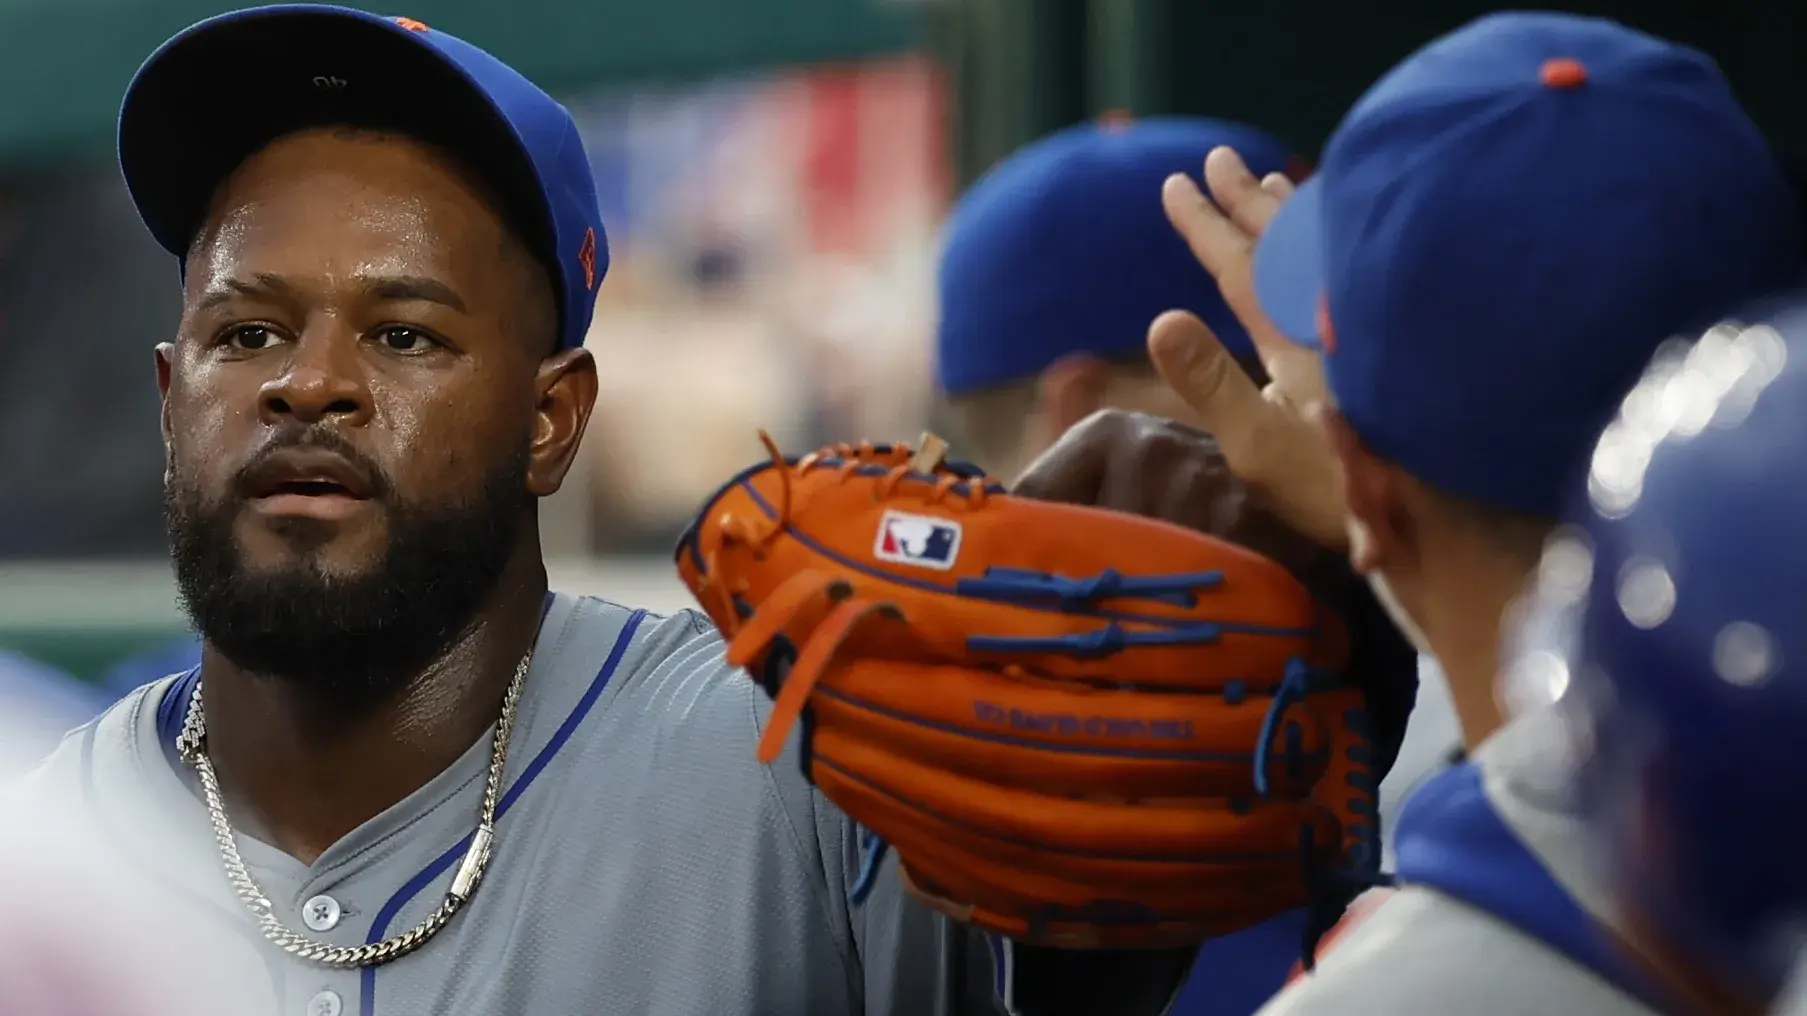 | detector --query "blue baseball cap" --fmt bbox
[118,5,608,352]
[936,117,1299,395]
[1251,12,1802,517]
